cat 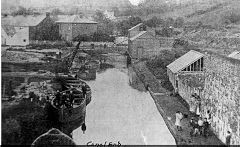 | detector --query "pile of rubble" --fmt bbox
[1,51,45,63]
[16,80,55,101]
